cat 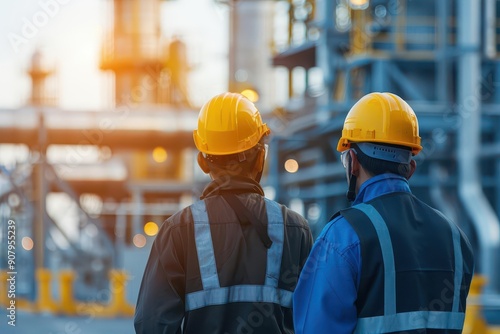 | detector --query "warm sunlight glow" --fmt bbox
[152,146,168,163]
[144,221,159,237]
[349,0,369,9]
[241,89,259,103]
